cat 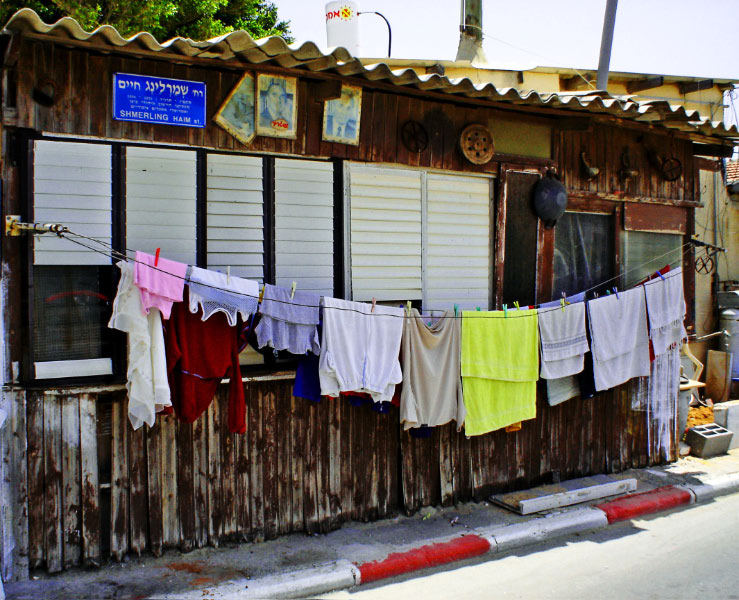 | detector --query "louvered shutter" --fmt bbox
[126,147,197,264]
[206,154,264,280]
[274,158,334,296]
[425,173,491,310]
[33,141,112,265]
[348,163,422,301]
